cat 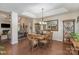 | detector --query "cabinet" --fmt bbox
[35,23,41,34]
[1,35,8,40]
